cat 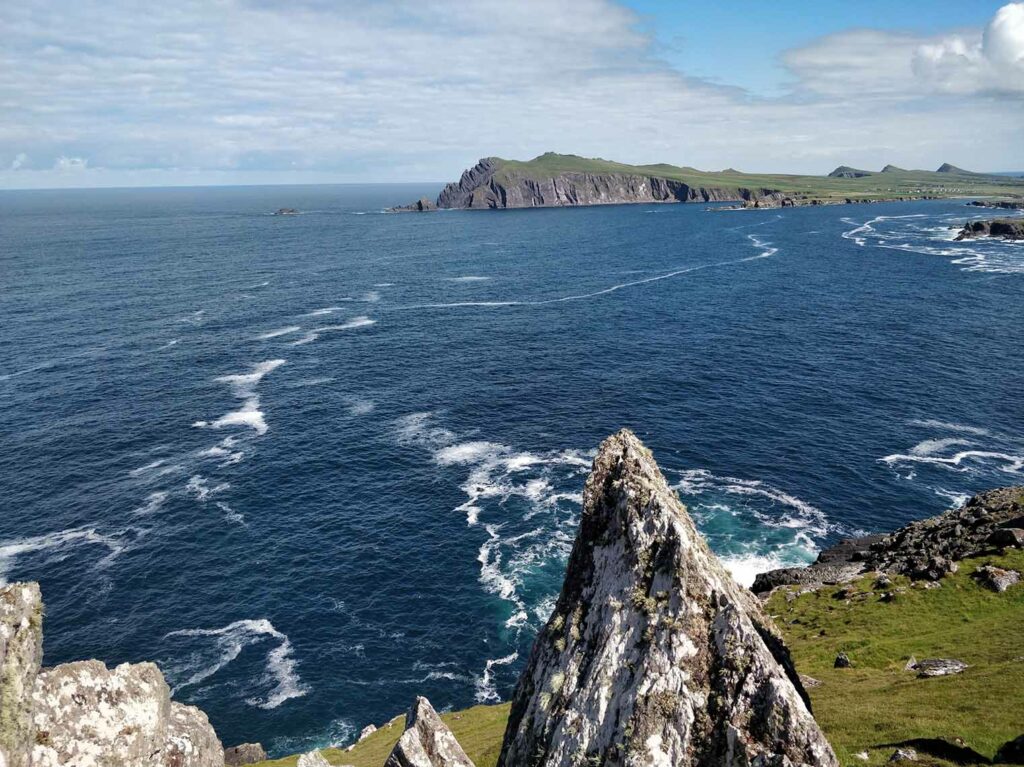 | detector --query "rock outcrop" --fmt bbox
[754,486,1024,593]
[955,218,1024,241]
[498,429,837,767]
[0,582,223,767]
[967,200,1024,210]
[384,697,475,767]
[0,583,43,767]
[224,742,267,765]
